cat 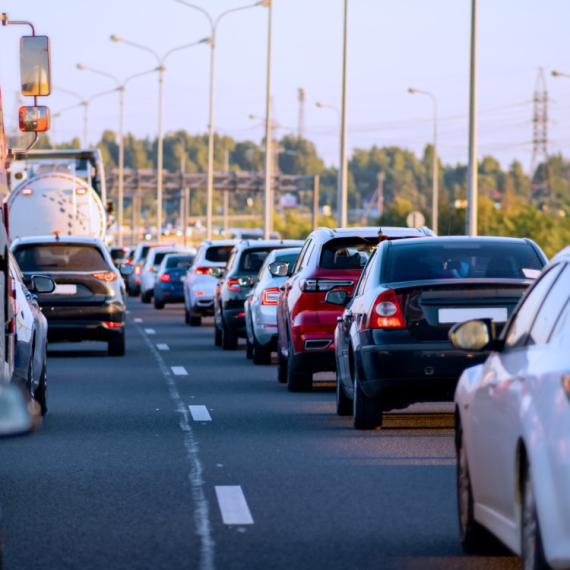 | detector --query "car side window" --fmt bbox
[225,251,237,273]
[292,240,312,274]
[528,264,570,346]
[300,240,316,270]
[504,264,563,349]
[355,250,376,297]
